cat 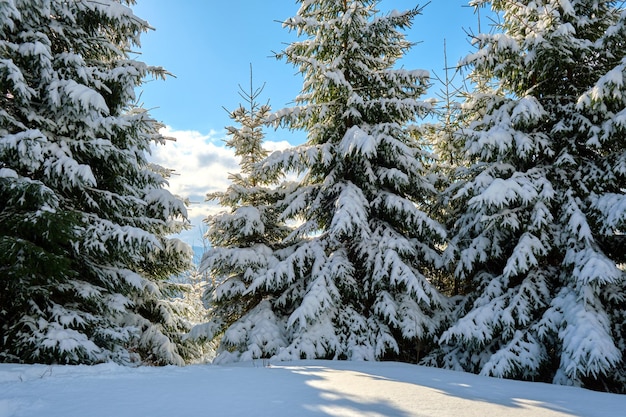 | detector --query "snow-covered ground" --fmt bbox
[1,360,624,417]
